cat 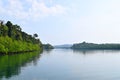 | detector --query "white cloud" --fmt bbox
[0,0,67,20]
[28,1,66,19]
